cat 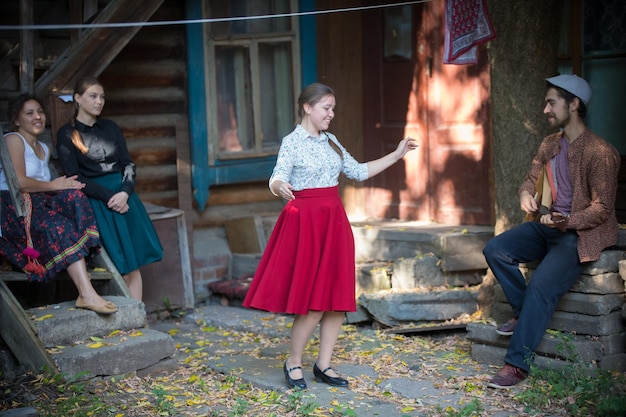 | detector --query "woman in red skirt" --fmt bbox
[243,83,418,389]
